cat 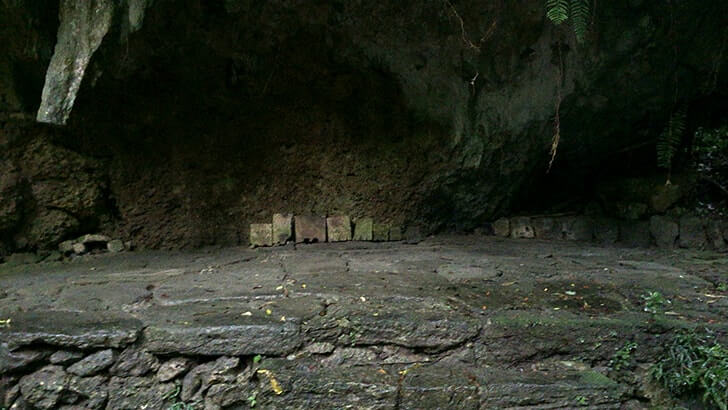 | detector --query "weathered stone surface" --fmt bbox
[18,365,69,410]
[106,239,125,253]
[492,218,510,237]
[181,356,239,401]
[619,221,651,248]
[106,376,176,410]
[0,310,141,350]
[49,350,85,365]
[532,217,560,240]
[404,225,423,244]
[294,215,326,243]
[2,378,20,408]
[58,240,75,254]
[109,346,160,376]
[615,202,648,220]
[67,375,108,409]
[679,216,707,249]
[593,218,619,244]
[372,223,389,242]
[326,215,351,242]
[705,219,727,251]
[72,242,87,254]
[651,184,683,213]
[0,164,23,234]
[352,218,373,241]
[79,234,111,244]
[157,357,193,382]
[67,349,117,376]
[650,215,678,248]
[205,380,253,408]
[389,226,403,241]
[0,344,51,373]
[37,0,115,125]
[142,305,301,356]
[272,213,293,245]
[510,217,534,239]
[561,216,593,241]
[249,223,273,247]
[26,209,80,248]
